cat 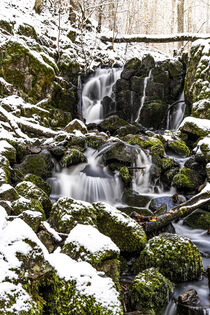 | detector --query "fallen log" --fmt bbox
[101,33,210,44]
[140,184,210,233]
